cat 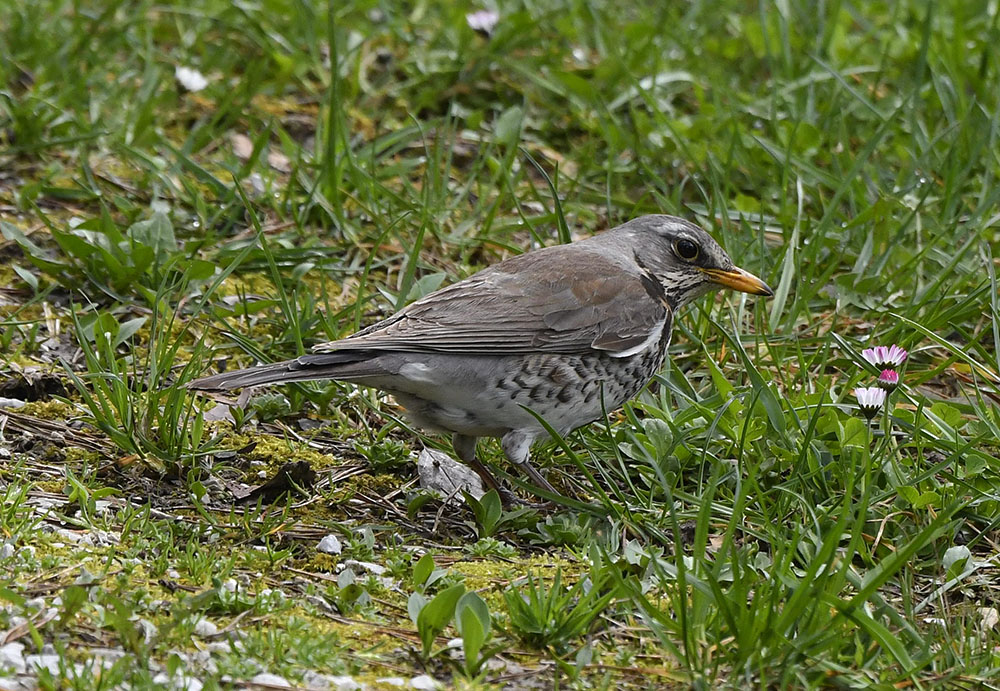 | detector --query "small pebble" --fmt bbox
[250,673,291,687]
[410,675,440,690]
[54,528,82,543]
[342,560,385,575]
[0,642,26,674]
[317,535,342,555]
[25,651,61,675]
[193,618,219,637]
[327,675,363,691]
